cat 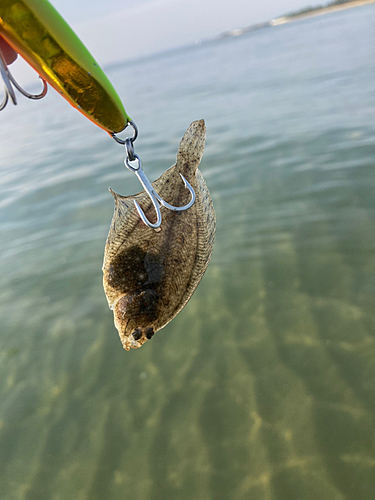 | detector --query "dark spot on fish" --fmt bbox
[146,327,154,340]
[107,246,164,294]
[132,328,142,340]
